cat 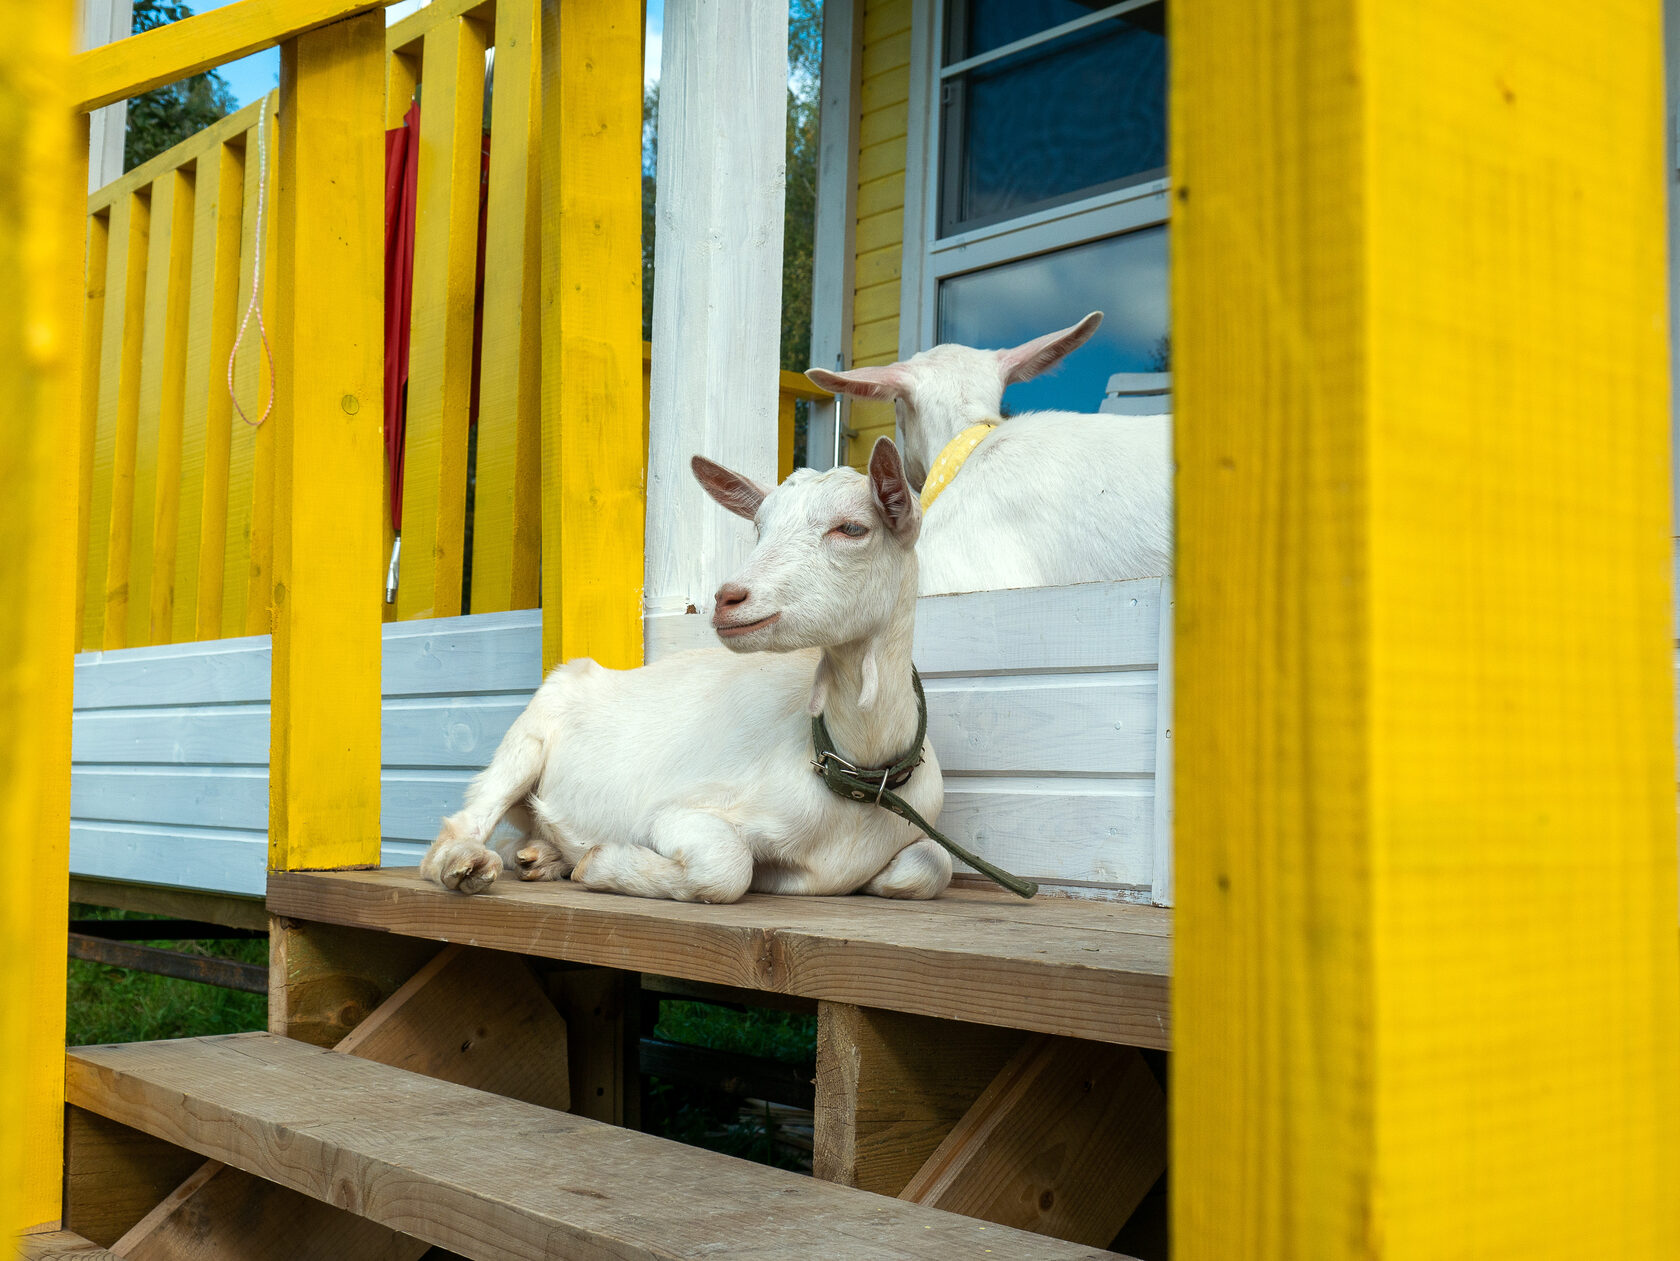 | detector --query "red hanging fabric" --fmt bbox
[384,101,421,534]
